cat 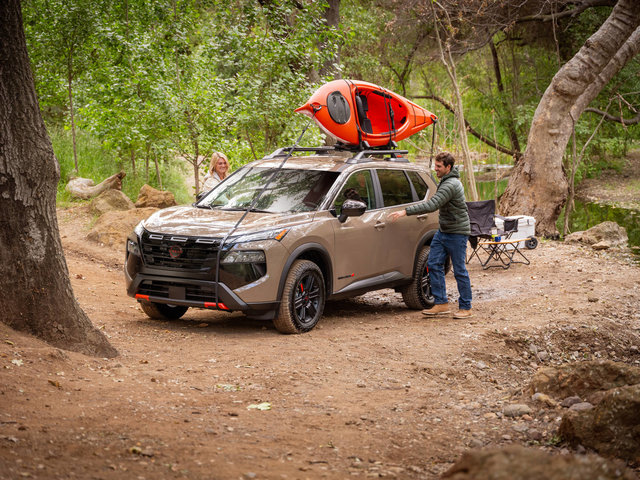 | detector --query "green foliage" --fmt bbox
[22,0,640,207]
[51,127,191,204]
